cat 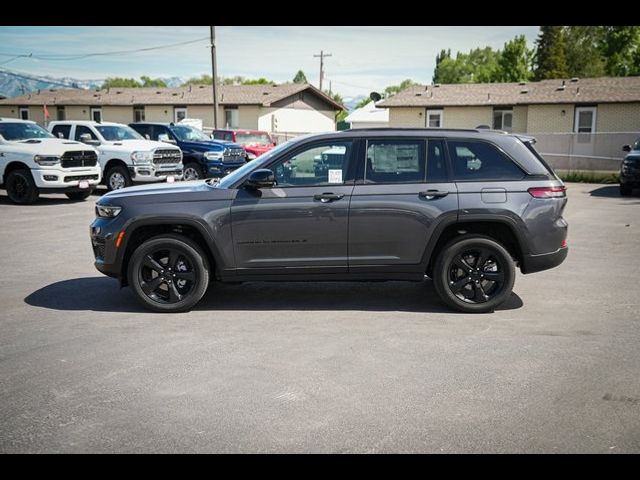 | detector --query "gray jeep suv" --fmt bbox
[90,128,568,313]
